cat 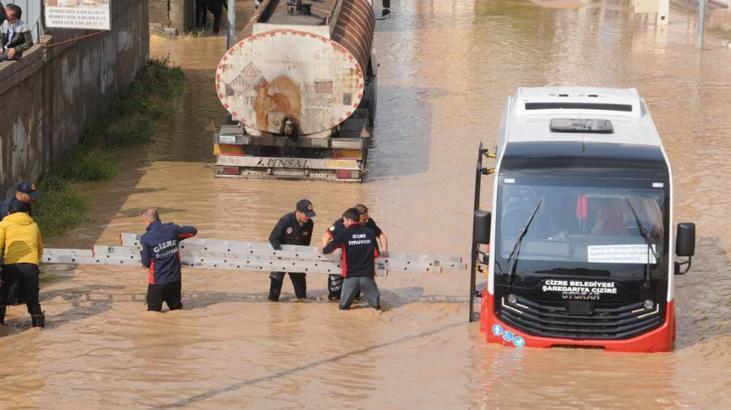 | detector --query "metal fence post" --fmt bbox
[469,144,484,322]
[225,0,236,125]
[697,0,705,49]
[657,0,669,25]
[227,0,236,49]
